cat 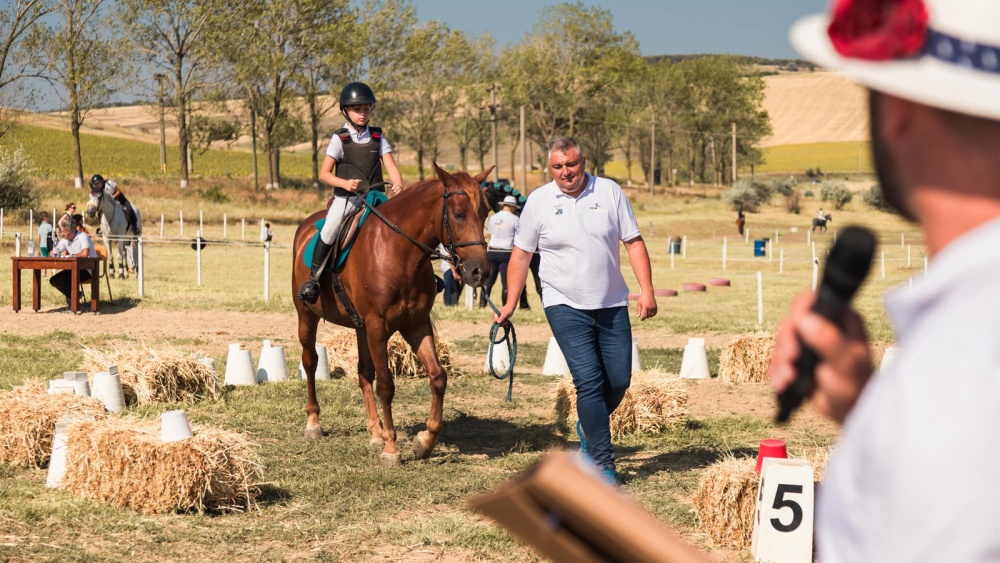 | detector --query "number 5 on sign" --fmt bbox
[751,458,814,563]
